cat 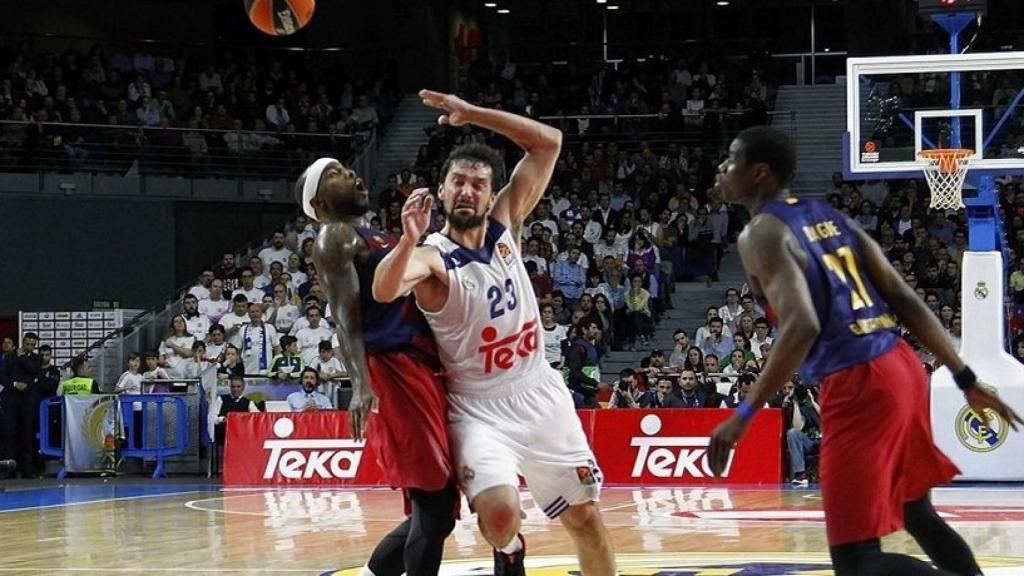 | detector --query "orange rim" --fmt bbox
[918,148,974,174]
